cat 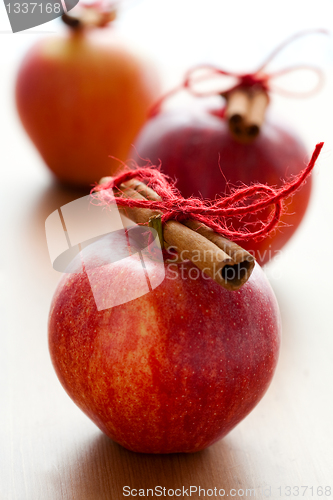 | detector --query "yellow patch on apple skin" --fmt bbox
[84,295,165,439]
[39,34,89,60]
[39,37,71,59]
